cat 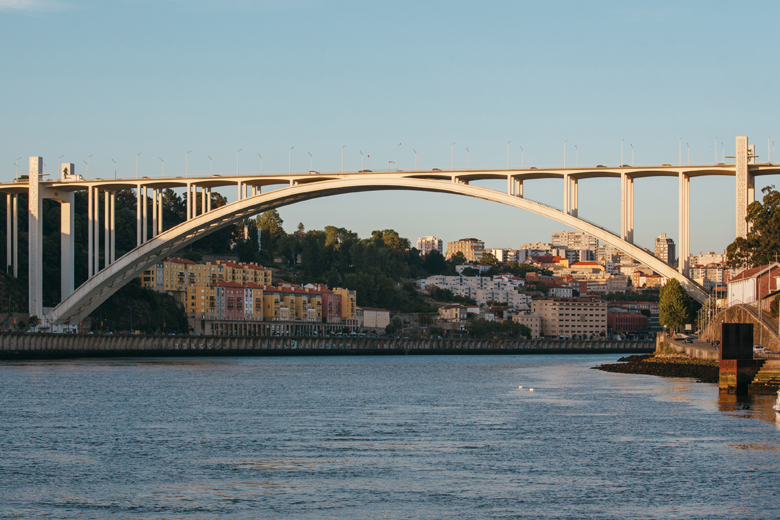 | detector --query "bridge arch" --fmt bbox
[48,176,706,325]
